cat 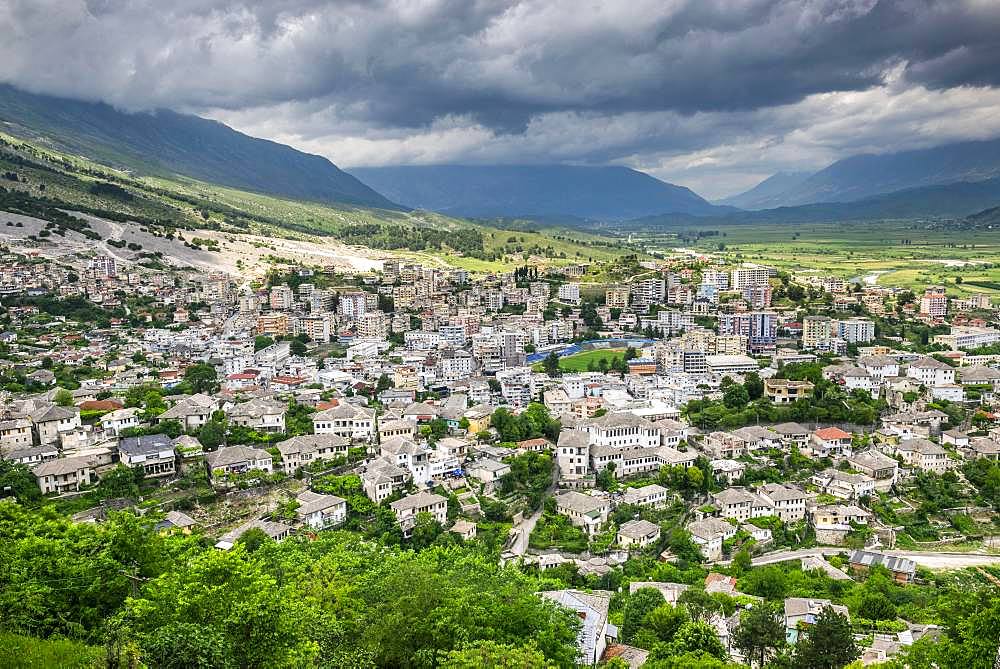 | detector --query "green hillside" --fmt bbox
[0,85,397,209]
[0,132,630,273]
